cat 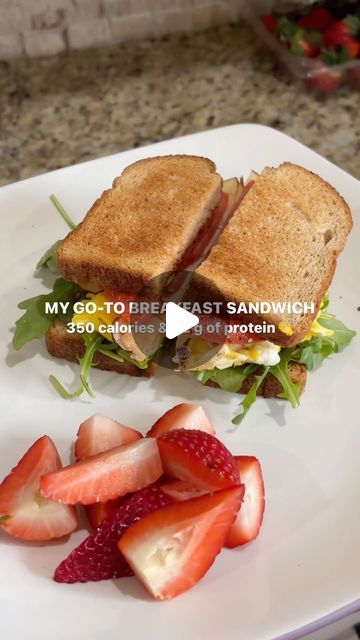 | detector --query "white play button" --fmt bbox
[165,302,199,340]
